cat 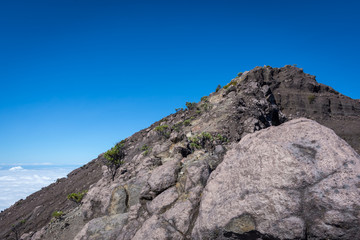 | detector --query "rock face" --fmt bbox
[1,66,360,240]
[192,118,360,239]
[246,66,360,154]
